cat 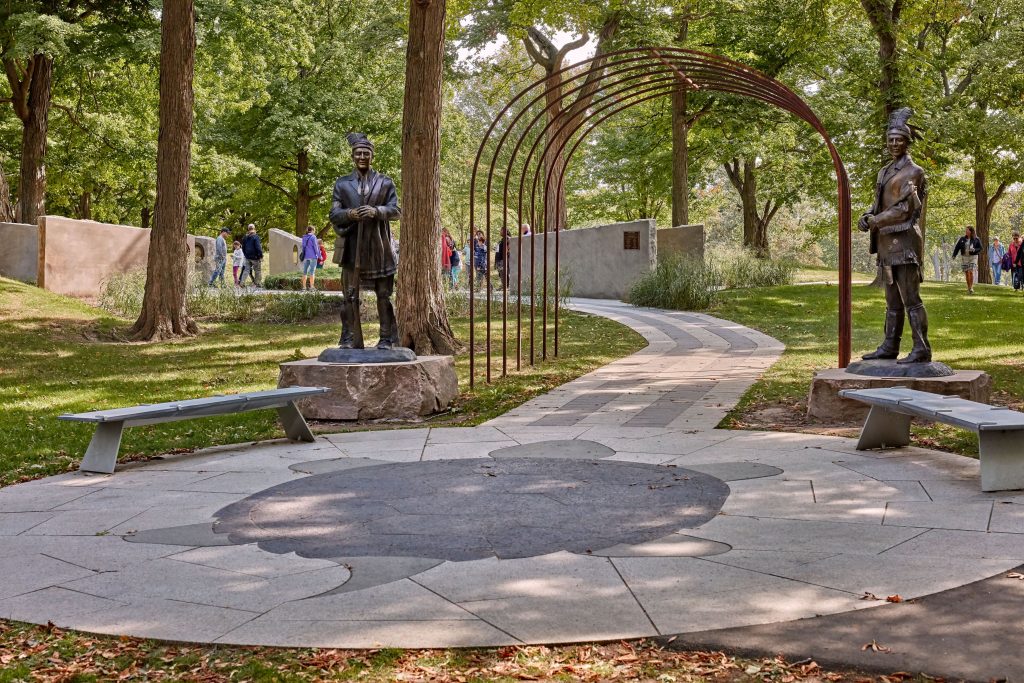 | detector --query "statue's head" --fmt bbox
[886,108,914,158]
[347,132,374,171]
